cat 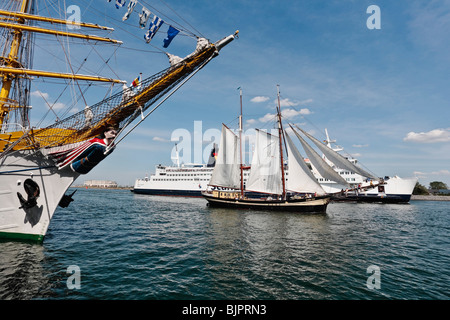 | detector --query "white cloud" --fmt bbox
[31,90,66,110]
[431,170,450,176]
[31,90,49,100]
[153,136,170,142]
[277,98,313,107]
[259,113,276,123]
[250,96,269,103]
[246,118,257,125]
[403,128,450,143]
[352,144,369,148]
[257,108,312,123]
[413,171,427,177]
[282,108,312,118]
[52,102,66,110]
[279,98,299,107]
